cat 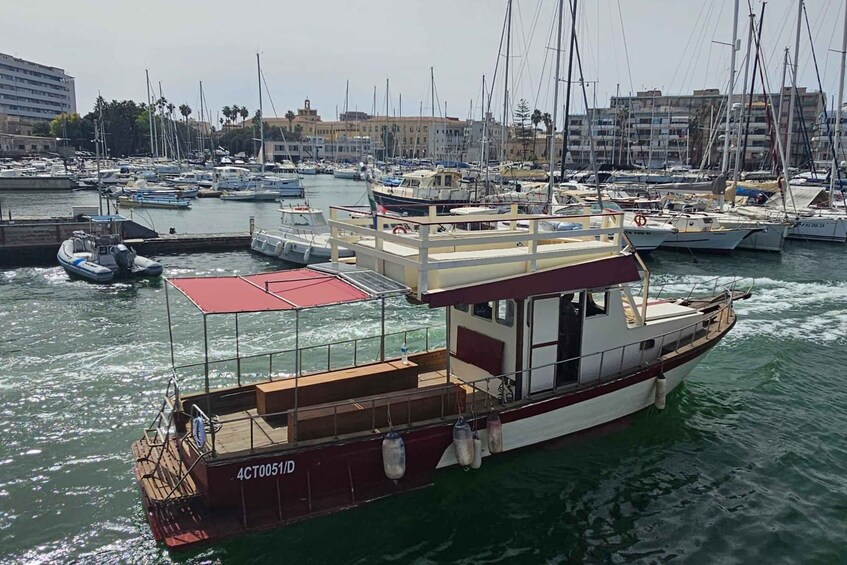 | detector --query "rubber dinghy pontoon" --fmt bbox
[58,231,162,283]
